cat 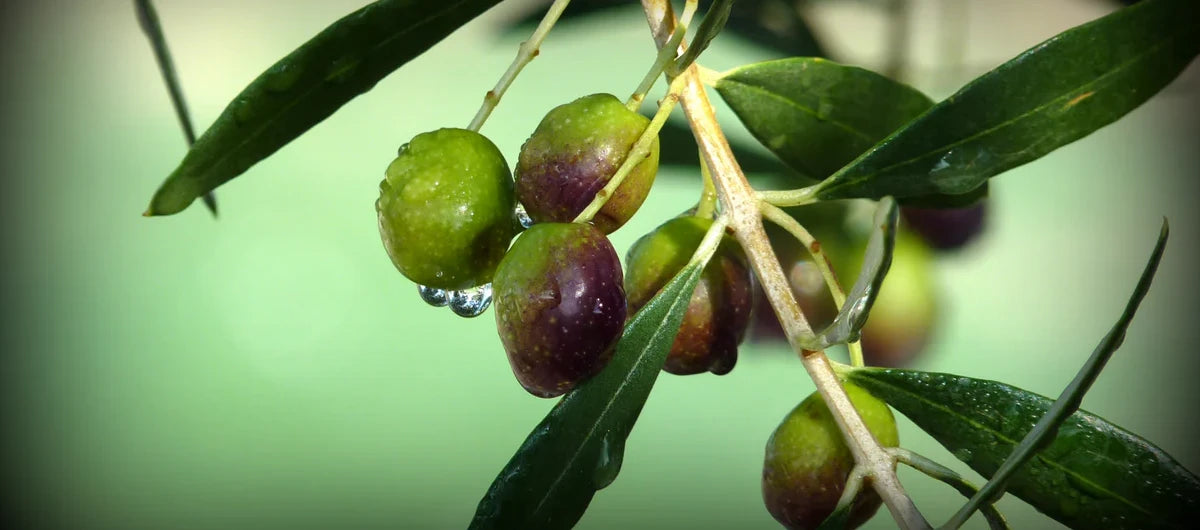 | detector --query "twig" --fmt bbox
[638,1,928,528]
